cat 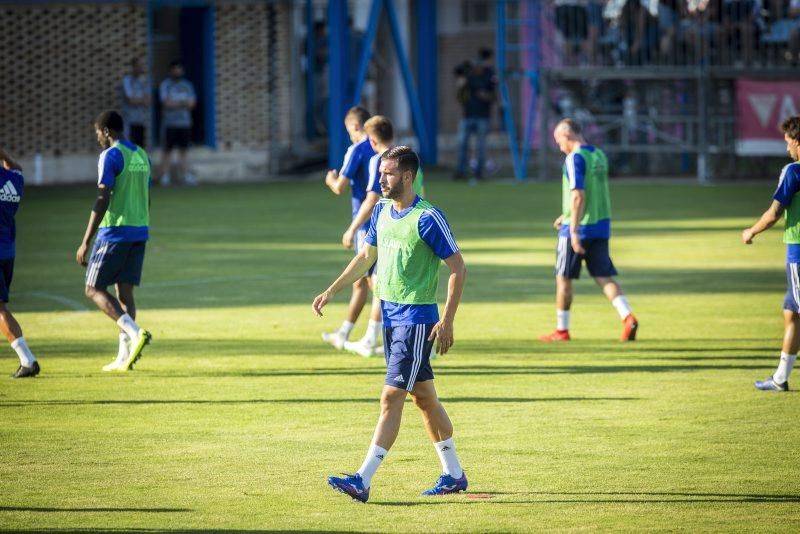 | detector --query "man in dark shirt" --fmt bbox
[453,48,497,182]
